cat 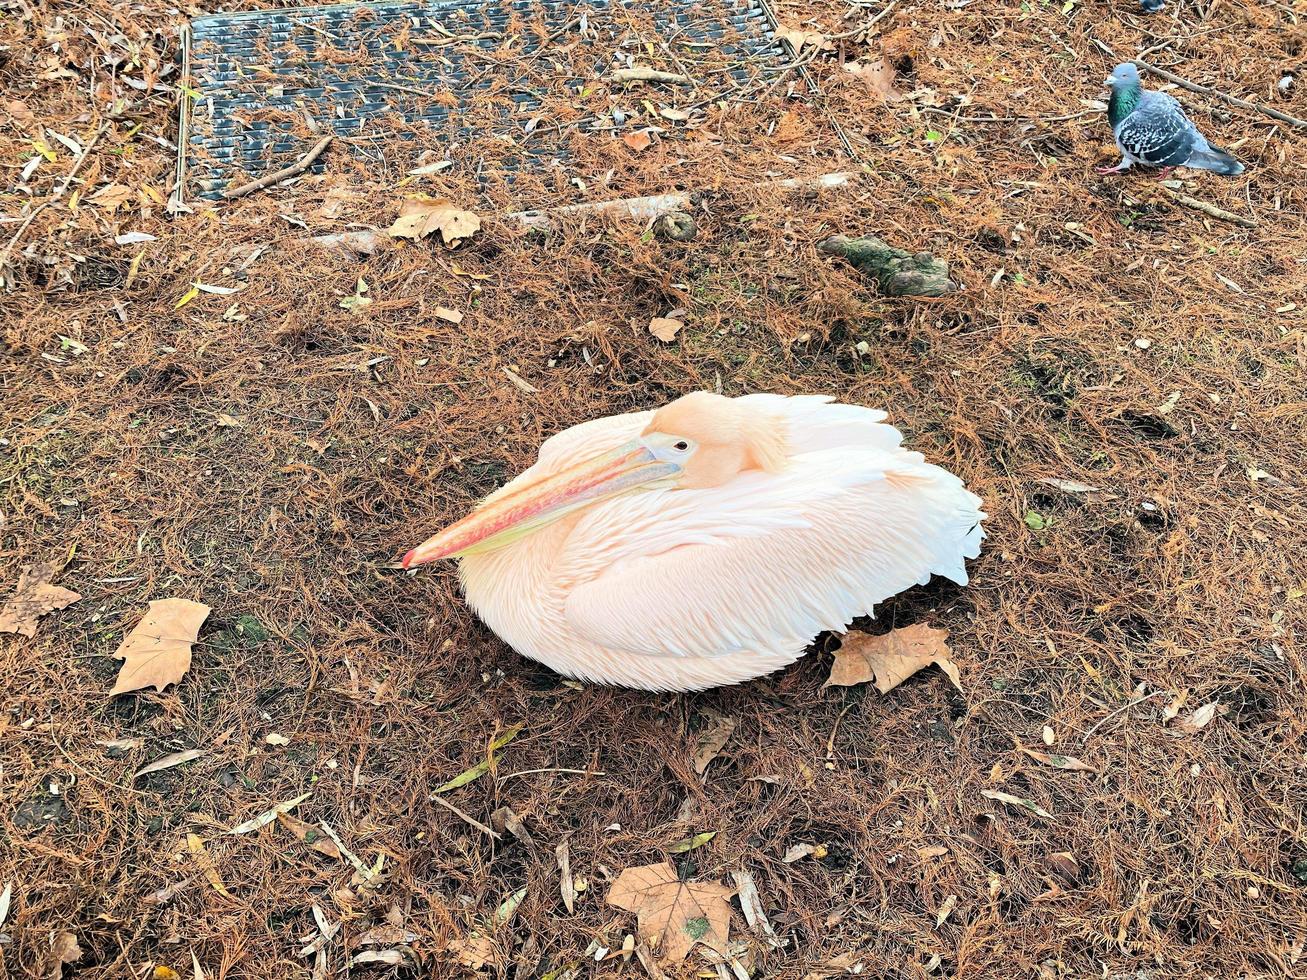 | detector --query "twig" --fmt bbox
[1081,689,1169,741]
[430,793,500,840]
[0,120,111,275]
[1164,190,1257,228]
[222,134,333,200]
[501,767,606,781]
[610,67,693,85]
